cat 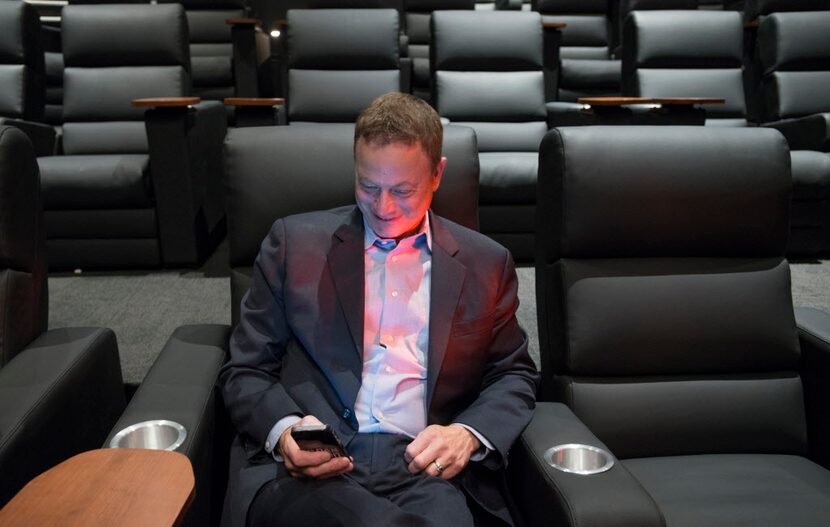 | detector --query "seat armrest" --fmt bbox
[0,118,57,157]
[507,402,664,527]
[105,324,232,527]
[763,113,830,152]
[224,98,285,127]
[0,327,125,507]
[796,307,830,469]
[141,100,228,266]
[546,101,595,127]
